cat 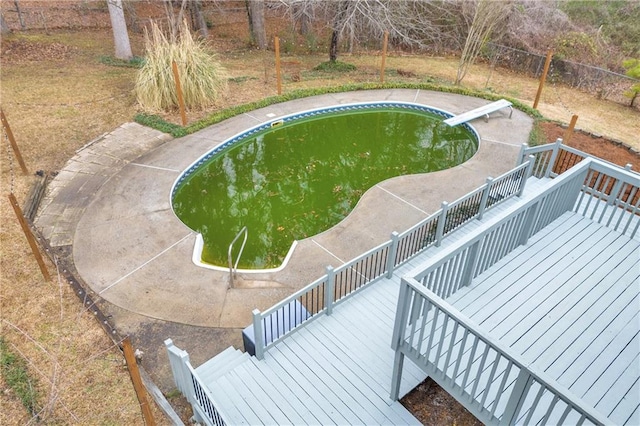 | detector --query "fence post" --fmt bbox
[1,109,29,175]
[252,309,265,360]
[477,178,493,220]
[123,337,156,426]
[545,138,563,178]
[517,156,536,197]
[533,49,553,110]
[274,36,282,95]
[325,266,335,315]
[563,114,578,144]
[8,193,51,281]
[386,231,399,278]
[435,202,448,247]
[380,31,388,83]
